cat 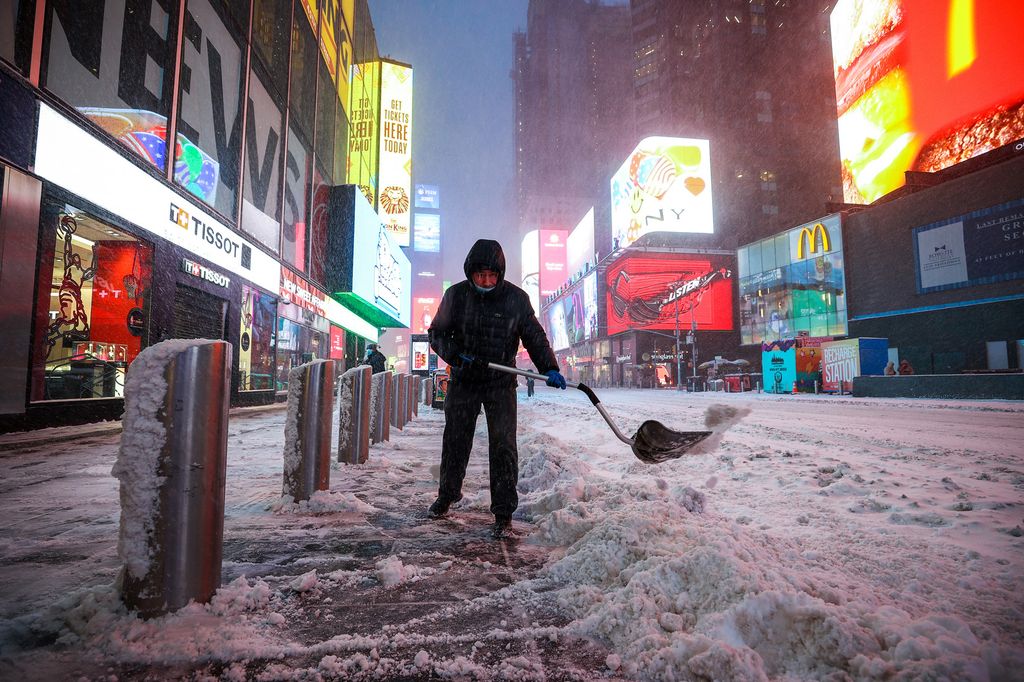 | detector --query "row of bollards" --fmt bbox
[113,340,426,618]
